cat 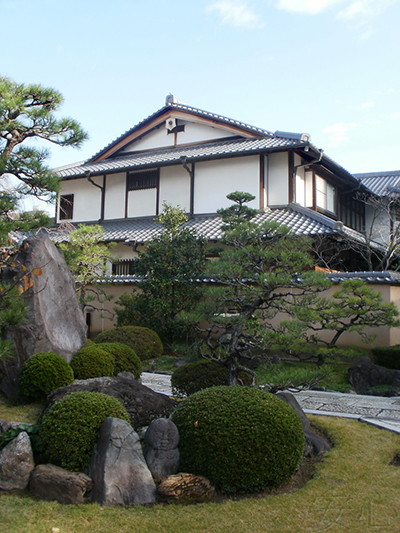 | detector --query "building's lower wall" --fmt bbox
[86,281,399,347]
